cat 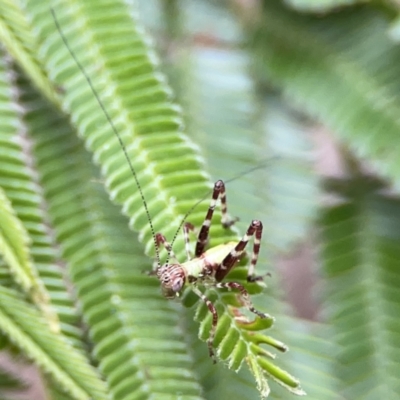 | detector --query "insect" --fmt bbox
[52,9,269,360]
[154,181,268,359]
